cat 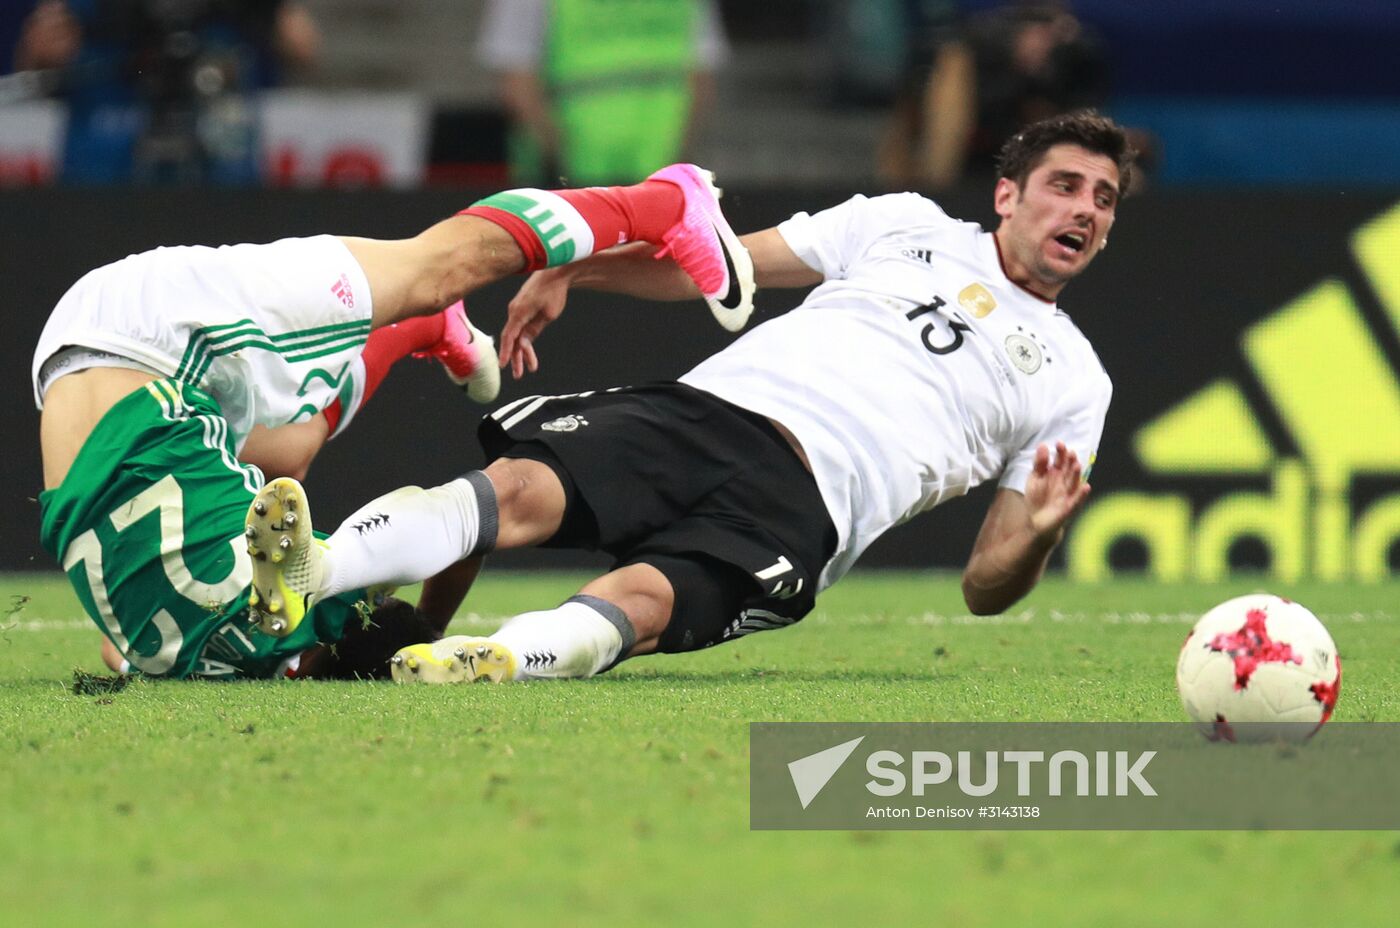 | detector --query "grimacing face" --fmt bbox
[993,143,1121,299]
